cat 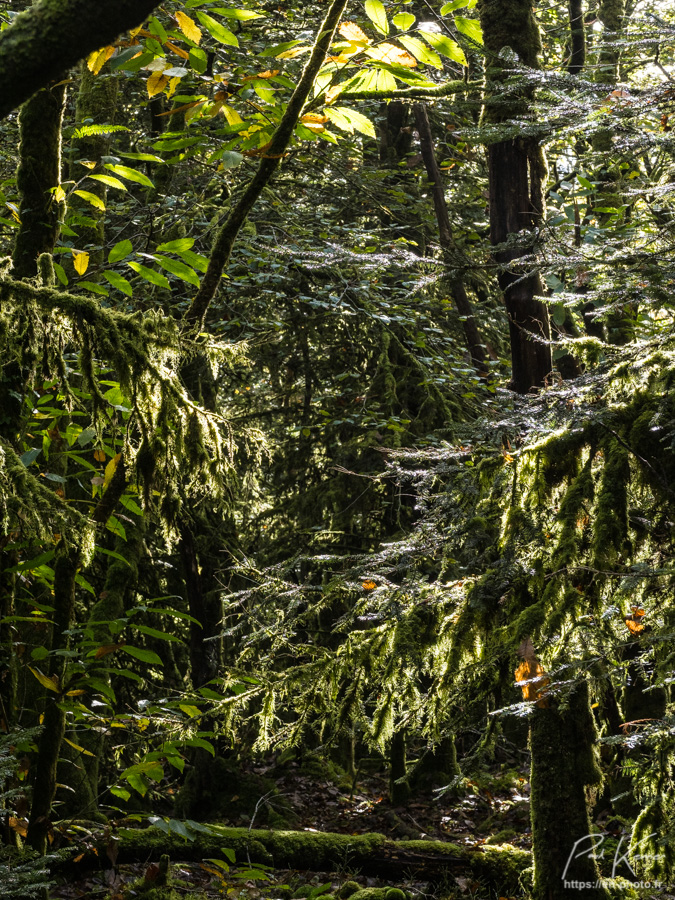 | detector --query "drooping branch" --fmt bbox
[305,79,481,112]
[0,0,160,120]
[184,0,350,329]
[413,103,486,371]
